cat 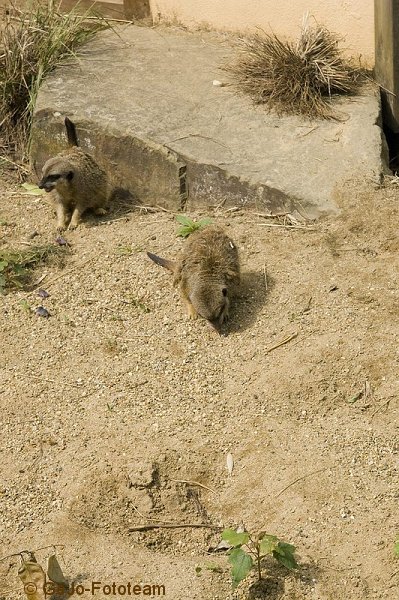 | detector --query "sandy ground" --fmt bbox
[0,173,398,600]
